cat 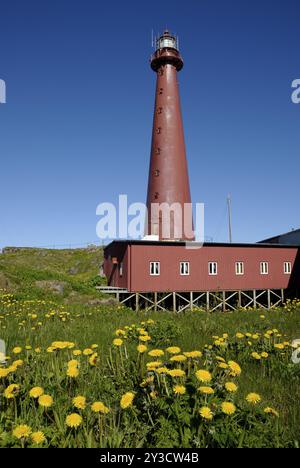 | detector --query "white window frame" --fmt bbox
[119,262,123,277]
[180,261,190,276]
[284,261,291,275]
[208,262,218,276]
[260,262,269,275]
[235,261,244,276]
[150,261,160,276]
